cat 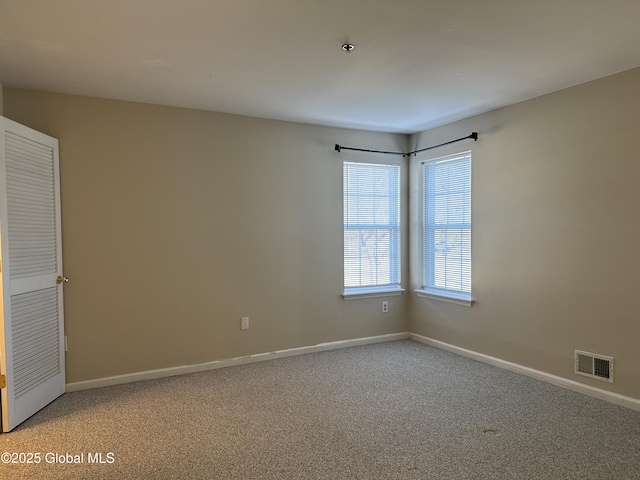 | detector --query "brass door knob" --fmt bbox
[56,275,69,284]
